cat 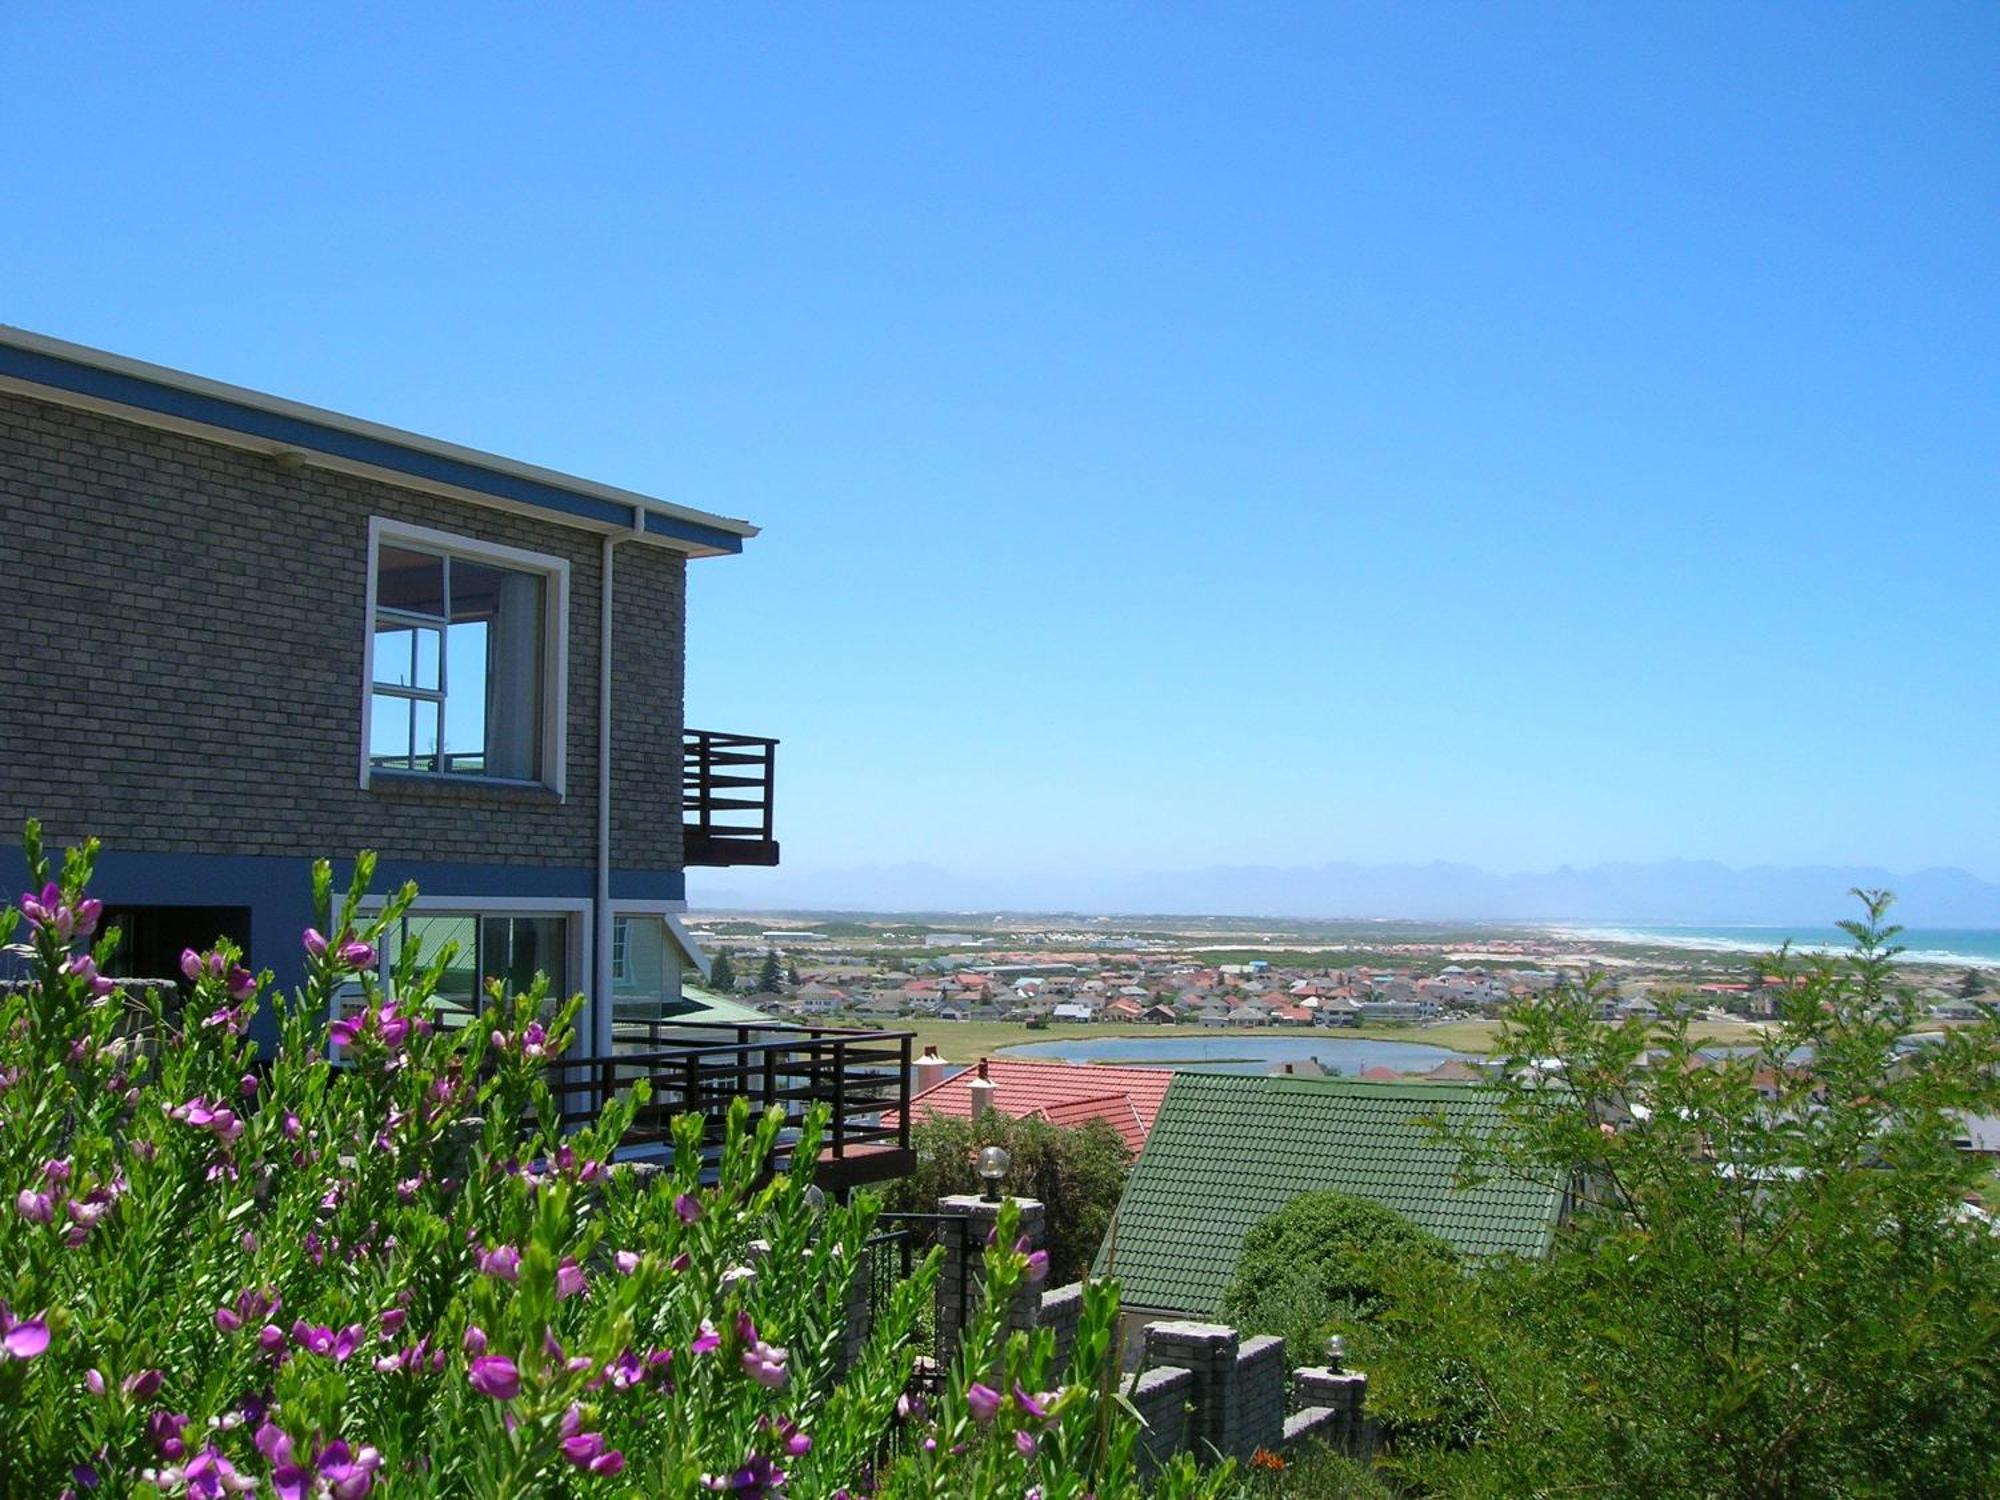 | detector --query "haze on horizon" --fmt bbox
[5,6,1994,896]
